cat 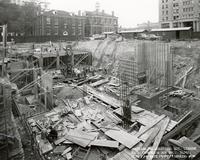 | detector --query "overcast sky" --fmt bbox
[48,0,159,28]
